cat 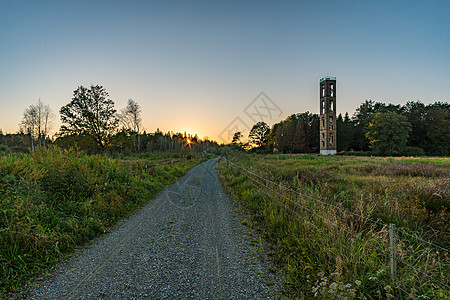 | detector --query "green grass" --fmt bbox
[217,153,449,299]
[0,146,208,298]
